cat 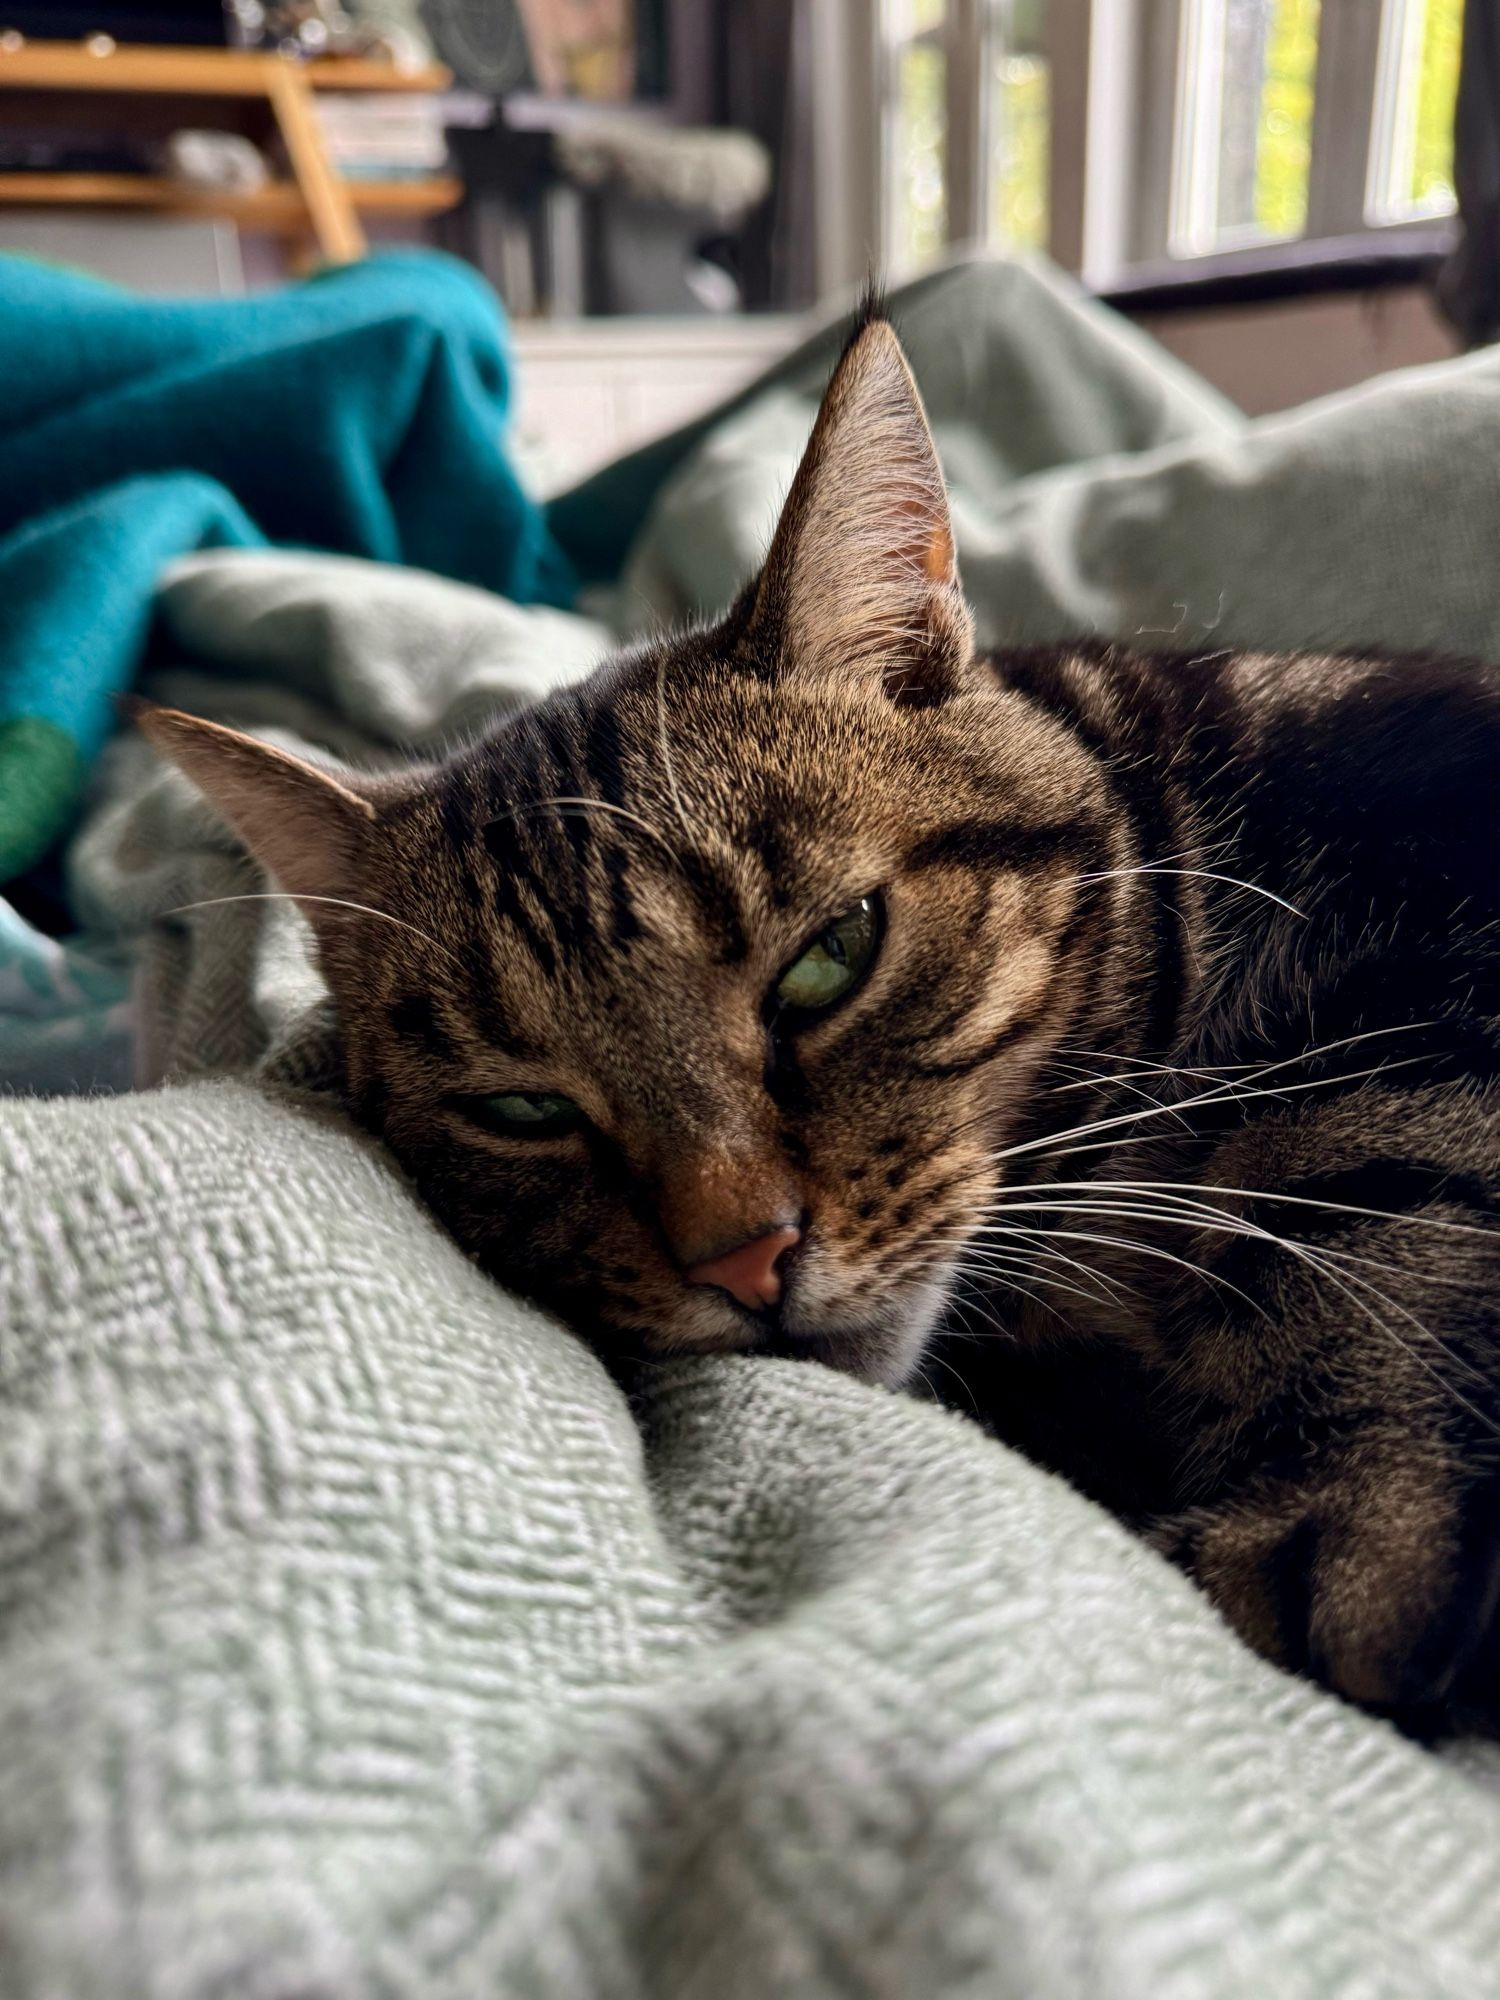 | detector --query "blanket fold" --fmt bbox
[3,1080,1499,1998]
[0,250,571,883]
